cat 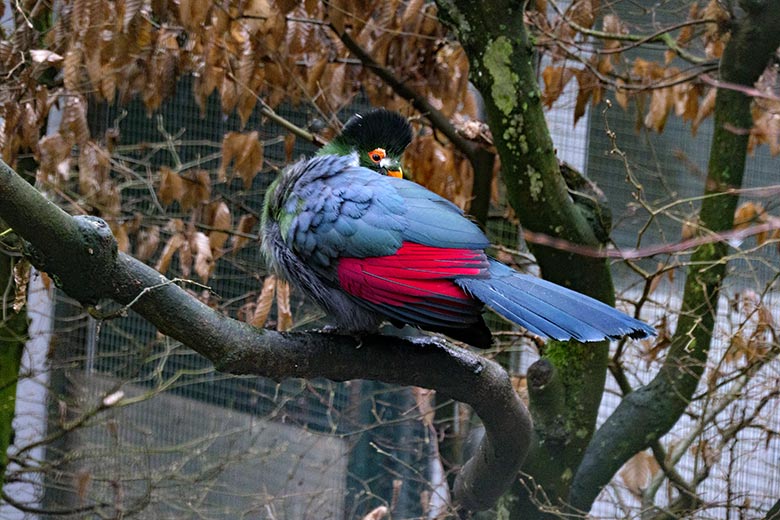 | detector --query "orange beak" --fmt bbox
[380,157,404,179]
